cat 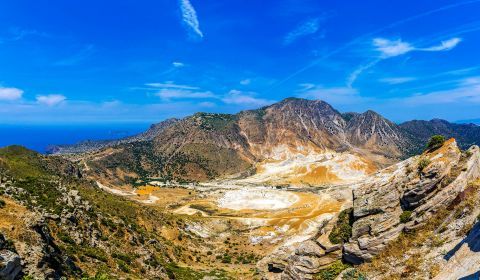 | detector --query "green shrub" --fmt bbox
[57,232,75,244]
[329,208,354,244]
[400,211,412,223]
[0,199,5,208]
[81,272,111,280]
[116,259,130,273]
[112,252,135,264]
[417,158,431,173]
[221,254,232,263]
[426,135,445,151]
[83,247,108,262]
[342,268,367,280]
[315,260,351,280]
